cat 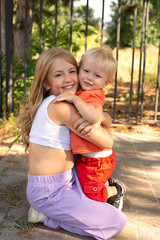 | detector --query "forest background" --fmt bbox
[0,0,160,156]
